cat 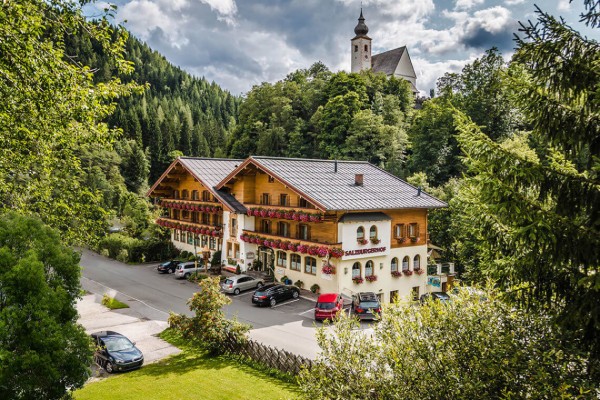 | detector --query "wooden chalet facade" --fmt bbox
[147,156,446,303]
